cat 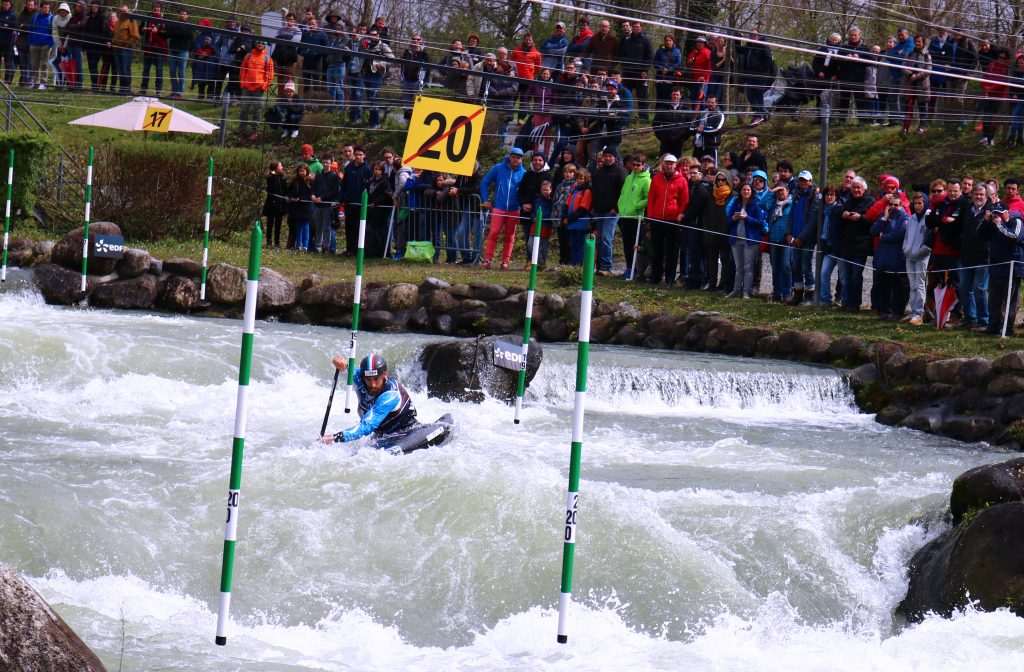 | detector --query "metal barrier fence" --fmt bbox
[385,191,487,263]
